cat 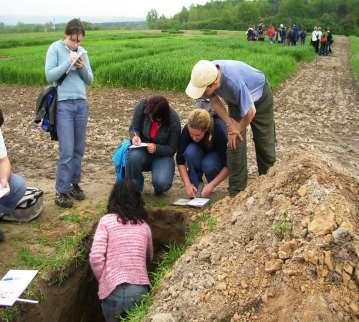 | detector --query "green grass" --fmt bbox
[121,210,218,322]
[350,36,359,86]
[12,205,107,286]
[0,307,19,322]
[272,211,292,240]
[17,233,88,285]
[0,30,315,91]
